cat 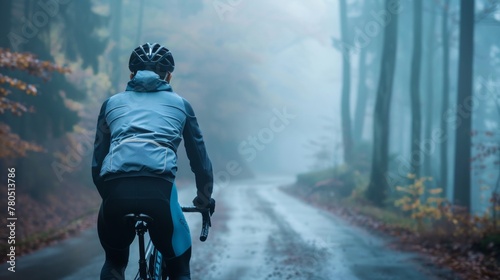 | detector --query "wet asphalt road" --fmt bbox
[0,177,452,279]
